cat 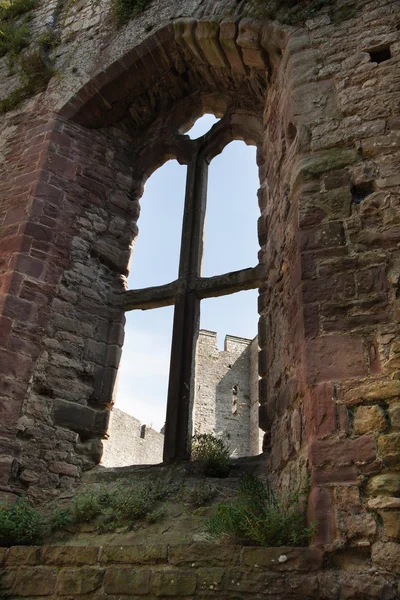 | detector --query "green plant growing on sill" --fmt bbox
[206,472,315,547]
[191,433,231,478]
[111,0,151,28]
